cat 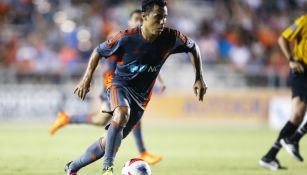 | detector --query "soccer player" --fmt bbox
[66,0,207,175]
[259,14,307,170]
[49,9,164,165]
